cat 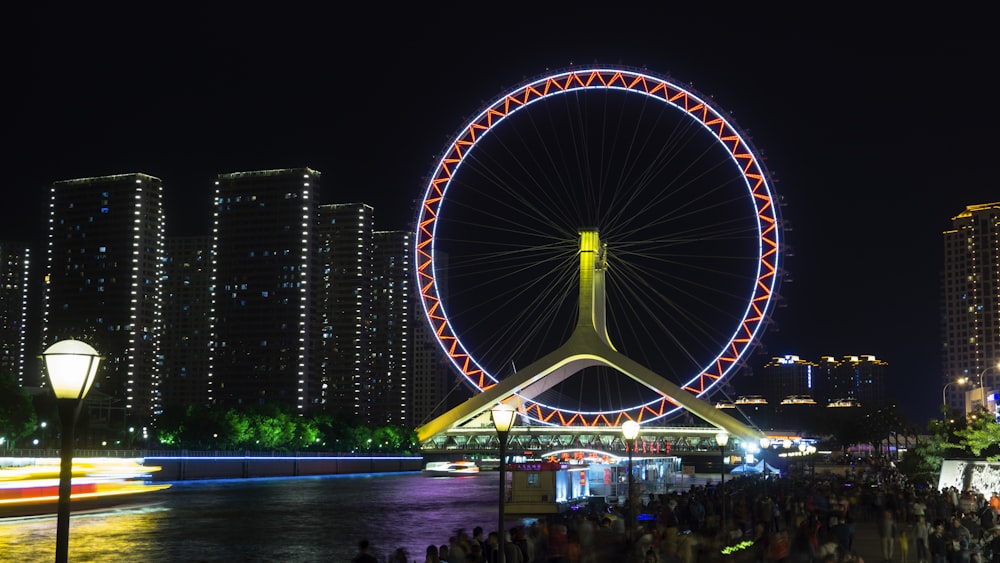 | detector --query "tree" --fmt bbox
[952,408,1000,460]
[0,372,37,448]
[895,406,977,488]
